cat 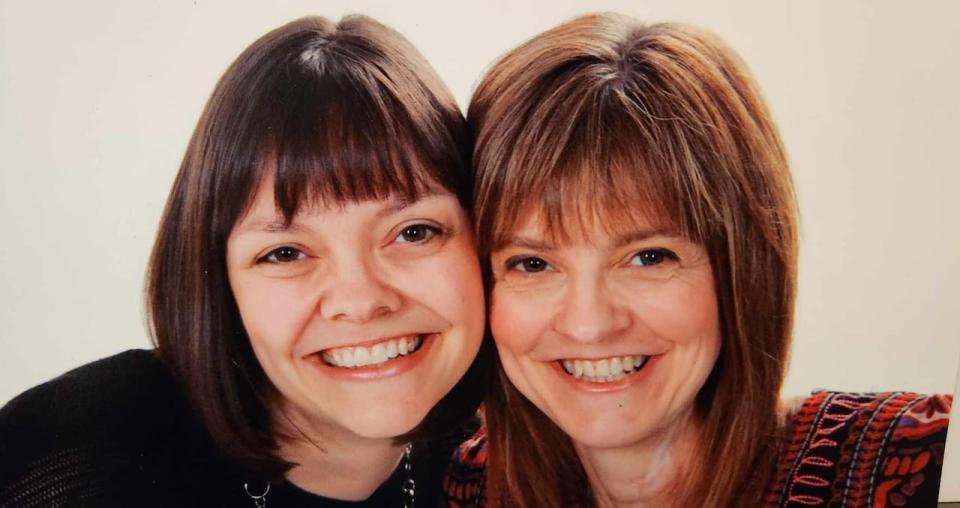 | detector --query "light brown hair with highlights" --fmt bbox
[470,13,798,506]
